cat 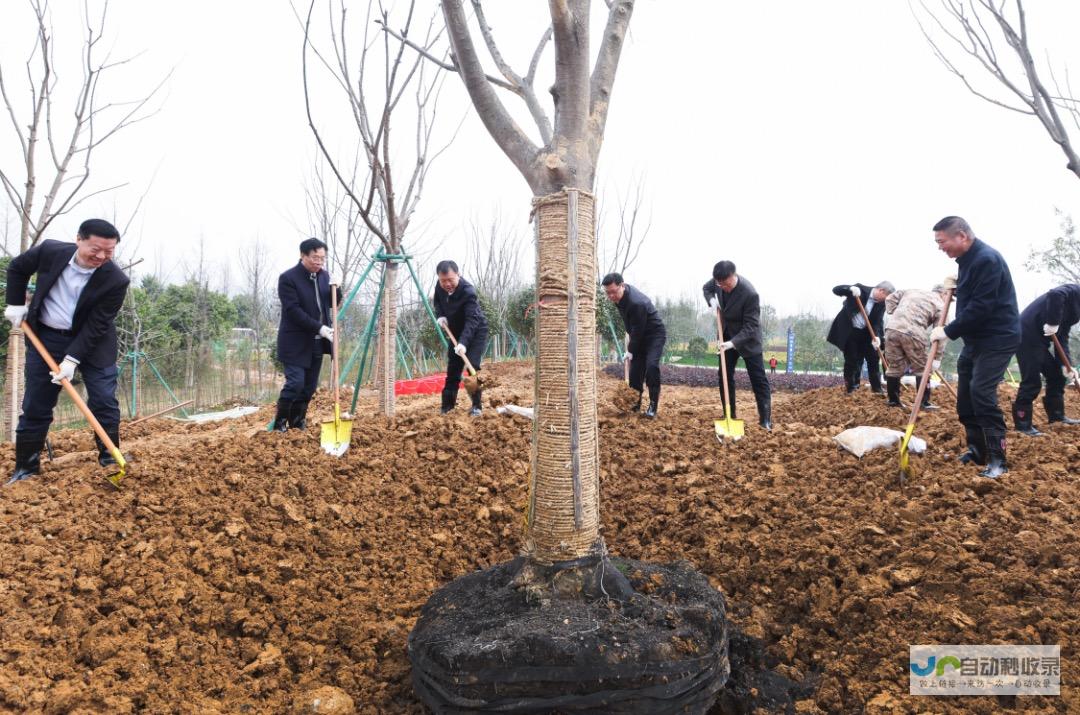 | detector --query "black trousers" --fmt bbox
[443,334,487,394]
[280,344,324,402]
[629,331,666,403]
[18,326,120,437]
[1015,334,1067,407]
[957,341,1015,435]
[842,327,881,391]
[718,347,771,420]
